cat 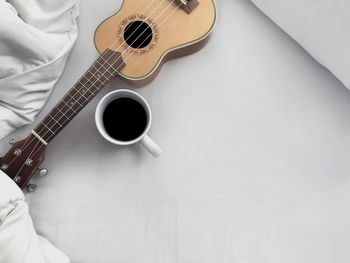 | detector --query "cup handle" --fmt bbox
[141,135,162,157]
